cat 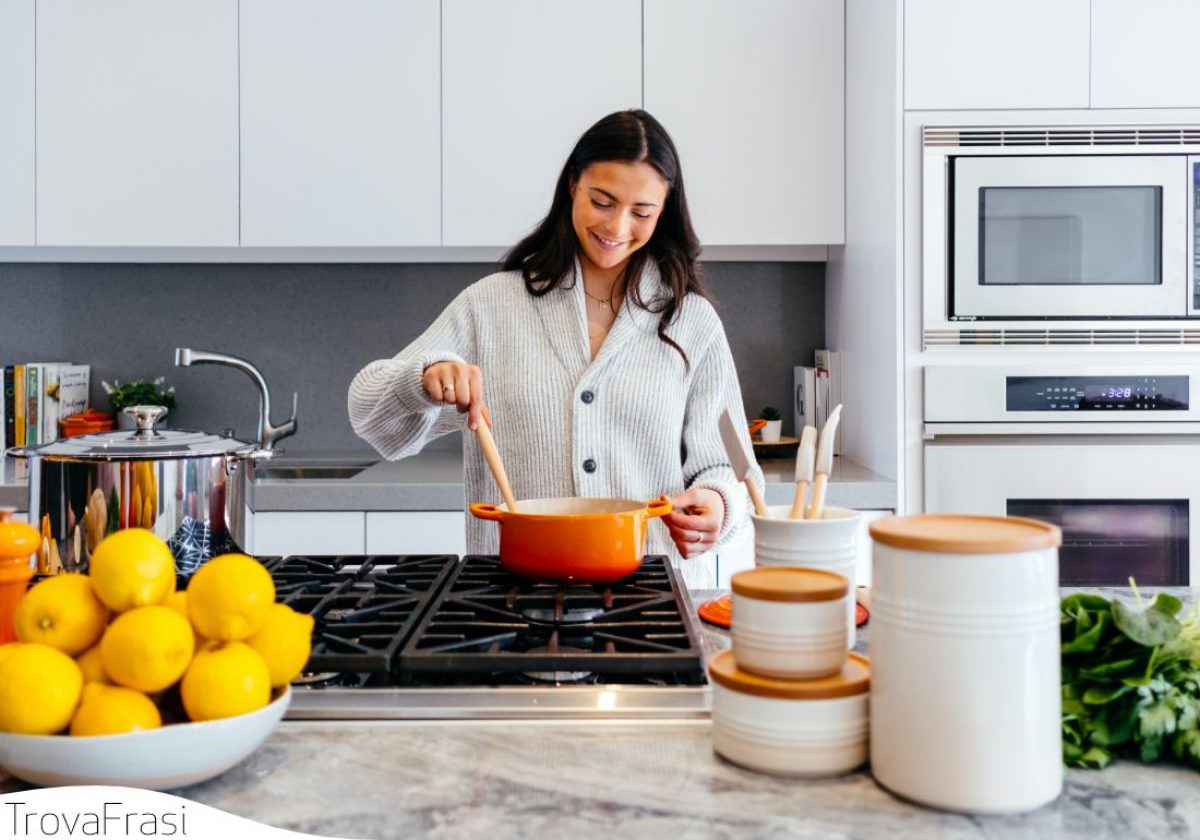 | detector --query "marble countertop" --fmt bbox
[0,447,896,513]
[3,590,1196,839]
